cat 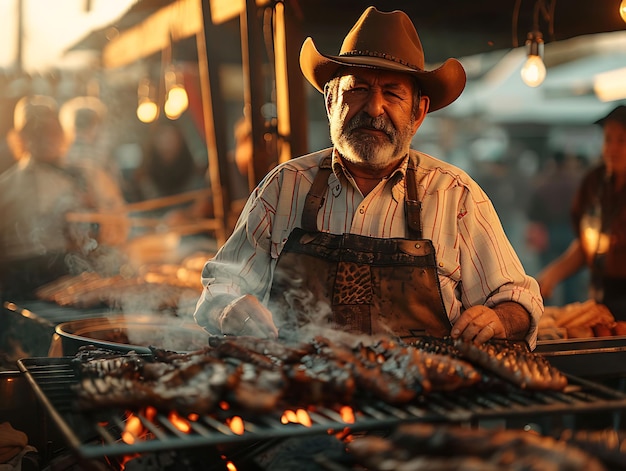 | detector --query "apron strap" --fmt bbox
[405,157,422,239]
[302,155,333,232]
